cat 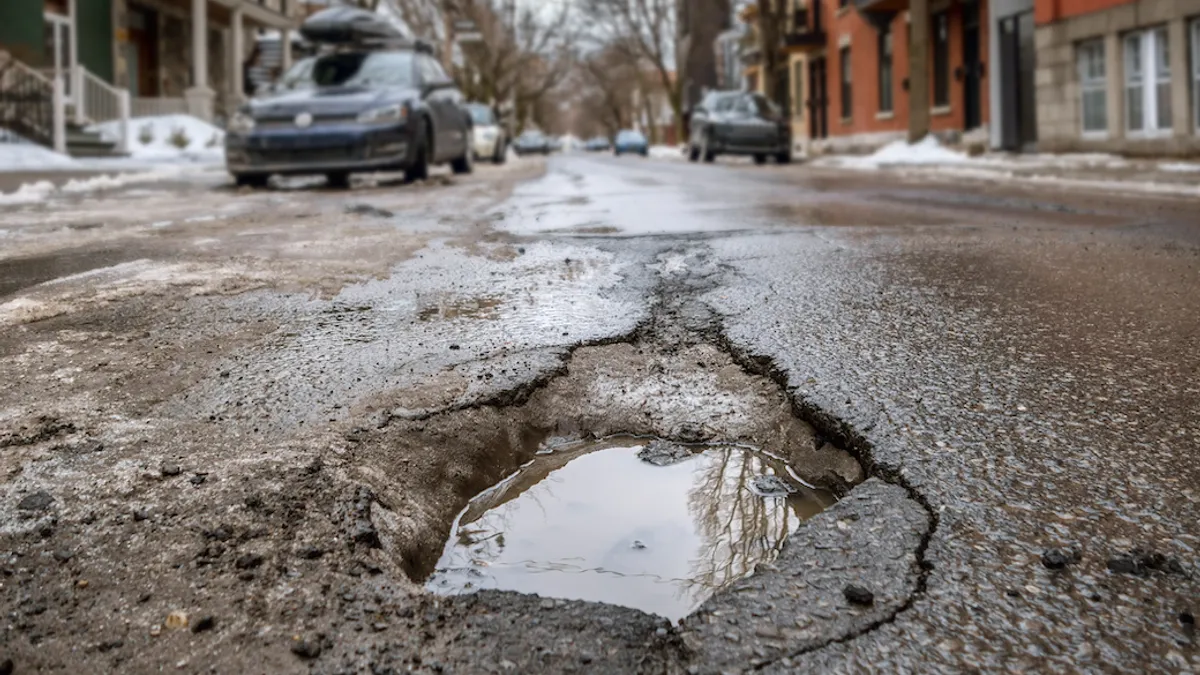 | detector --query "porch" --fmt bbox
[1,0,298,155]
